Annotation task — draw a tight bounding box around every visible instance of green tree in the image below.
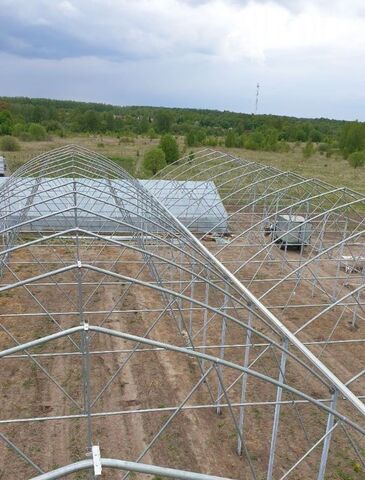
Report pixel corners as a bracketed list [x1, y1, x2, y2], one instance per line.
[137, 116, 149, 134]
[348, 150, 365, 169]
[245, 131, 265, 150]
[155, 110, 172, 133]
[340, 121, 365, 157]
[263, 128, 279, 151]
[235, 134, 245, 148]
[83, 110, 100, 132]
[186, 130, 196, 147]
[0, 111, 14, 135]
[159, 134, 179, 163]
[225, 130, 236, 148]
[309, 129, 322, 143]
[102, 112, 115, 131]
[143, 148, 166, 175]
[0, 135, 20, 151]
[29, 123, 47, 141]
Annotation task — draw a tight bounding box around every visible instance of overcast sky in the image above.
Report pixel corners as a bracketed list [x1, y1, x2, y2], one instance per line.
[0, 0, 364, 120]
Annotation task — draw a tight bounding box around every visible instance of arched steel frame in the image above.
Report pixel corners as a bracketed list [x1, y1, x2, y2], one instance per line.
[154, 149, 365, 385]
[0, 145, 364, 480]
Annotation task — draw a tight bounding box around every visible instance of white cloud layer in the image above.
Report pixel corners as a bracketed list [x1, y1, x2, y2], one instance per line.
[0, 0, 364, 119]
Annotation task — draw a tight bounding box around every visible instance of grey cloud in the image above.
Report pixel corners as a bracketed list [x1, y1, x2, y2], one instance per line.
[1, 49, 364, 120]
[0, 0, 364, 120]
[0, 2, 219, 60]
[229, 0, 363, 14]
[0, 17, 117, 59]
[0, 0, 363, 62]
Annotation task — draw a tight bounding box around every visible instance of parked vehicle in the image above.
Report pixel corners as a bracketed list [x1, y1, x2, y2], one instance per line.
[268, 214, 312, 249]
[0, 156, 6, 177]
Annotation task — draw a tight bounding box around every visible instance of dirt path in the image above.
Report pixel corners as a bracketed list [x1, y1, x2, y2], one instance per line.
[0, 244, 363, 480]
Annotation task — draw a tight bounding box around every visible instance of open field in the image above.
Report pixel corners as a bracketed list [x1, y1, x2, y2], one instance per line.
[1, 135, 364, 193]
[218, 146, 365, 194]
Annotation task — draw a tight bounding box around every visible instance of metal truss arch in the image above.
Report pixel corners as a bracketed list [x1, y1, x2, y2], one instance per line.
[155, 149, 365, 388]
[0, 145, 364, 480]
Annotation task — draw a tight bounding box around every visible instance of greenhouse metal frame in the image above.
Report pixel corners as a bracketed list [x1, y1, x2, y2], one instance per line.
[0, 145, 364, 479]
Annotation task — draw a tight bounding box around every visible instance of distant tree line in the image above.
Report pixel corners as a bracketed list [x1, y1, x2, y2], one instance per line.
[0, 97, 364, 170]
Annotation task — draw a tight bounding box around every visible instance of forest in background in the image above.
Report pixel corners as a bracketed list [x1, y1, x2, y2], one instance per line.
[0, 96, 365, 171]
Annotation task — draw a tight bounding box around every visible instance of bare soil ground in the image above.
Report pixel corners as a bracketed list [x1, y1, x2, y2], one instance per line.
[0, 246, 246, 479]
[0, 239, 364, 480]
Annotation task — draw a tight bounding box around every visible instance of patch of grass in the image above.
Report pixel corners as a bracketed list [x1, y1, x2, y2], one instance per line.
[109, 155, 136, 175]
[4, 135, 364, 195]
[222, 144, 365, 194]
[336, 470, 354, 480]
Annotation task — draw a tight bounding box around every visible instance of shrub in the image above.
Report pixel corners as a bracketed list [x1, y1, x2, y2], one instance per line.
[0, 135, 20, 151]
[204, 136, 218, 147]
[186, 130, 196, 147]
[302, 141, 315, 158]
[143, 148, 166, 176]
[245, 131, 265, 150]
[225, 130, 236, 148]
[56, 129, 66, 138]
[12, 123, 26, 137]
[148, 128, 157, 140]
[29, 123, 47, 141]
[348, 150, 365, 169]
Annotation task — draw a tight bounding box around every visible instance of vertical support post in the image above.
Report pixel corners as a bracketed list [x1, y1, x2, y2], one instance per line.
[237, 304, 253, 455]
[252, 184, 256, 218]
[281, 206, 292, 274]
[317, 389, 338, 480]
[179, 241, 184, 319]
[332, 218, 347, 302]
[73, 176, 93, 466]
[267, 337, 289, 480]
[216, 284, 229, 414]
[352, 266, 364, 329]
[169, 245, 183, 332]
[312, 213, 328, 297]
[189, 257, 196, 337]
[202, 268, 210, 372]
[296, 200, 309, 282]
